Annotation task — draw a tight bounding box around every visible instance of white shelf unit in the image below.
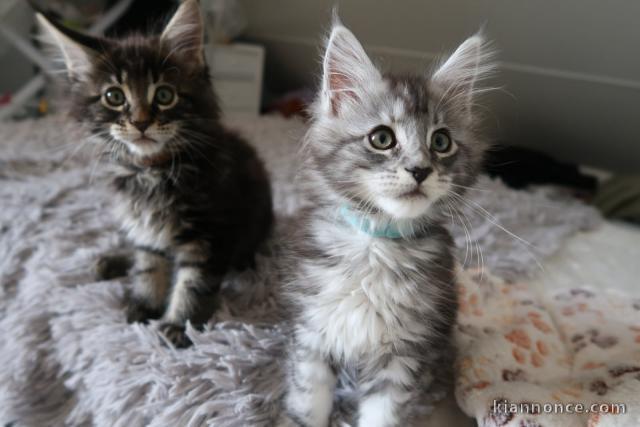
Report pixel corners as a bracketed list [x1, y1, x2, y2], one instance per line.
[205, 43, 264, 115]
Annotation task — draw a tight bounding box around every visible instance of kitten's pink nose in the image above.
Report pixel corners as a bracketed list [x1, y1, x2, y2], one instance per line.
[405, 166, 432, 184]
[131, 120, 151, 133]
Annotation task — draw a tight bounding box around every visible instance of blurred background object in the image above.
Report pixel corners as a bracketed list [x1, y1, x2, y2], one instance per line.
[0, 1, 36, 97]
[0, 0, 43, 118]
[201, 0, 246, 43]
[0, 0, 134, 120]
[205, 43, 264, 115]
[0, 0, 261, 118]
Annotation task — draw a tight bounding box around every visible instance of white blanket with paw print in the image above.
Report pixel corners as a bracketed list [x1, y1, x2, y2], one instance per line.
[455, 269, 640, 427]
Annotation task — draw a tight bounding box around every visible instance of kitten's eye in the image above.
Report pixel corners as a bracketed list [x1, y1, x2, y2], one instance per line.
[368, 126, 396, 150]
[104, 87, 125, 107]
[431, 130, 452, 153]
[154, 86, 175, 106]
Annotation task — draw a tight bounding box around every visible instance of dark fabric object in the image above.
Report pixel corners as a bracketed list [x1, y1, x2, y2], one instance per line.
[485, 146, 598, 191]
[105, 0, 177, 36]
[593, 176, 640, 223]
[28, 0, 176, 35]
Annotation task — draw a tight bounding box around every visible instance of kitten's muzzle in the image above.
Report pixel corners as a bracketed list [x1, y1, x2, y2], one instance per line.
[131, 119, 152, 133]
[405, 166, 432, 184]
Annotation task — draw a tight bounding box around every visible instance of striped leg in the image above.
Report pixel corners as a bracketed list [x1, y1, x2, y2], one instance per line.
[126, 246, 171, 323]
[357, 356, 418, 427]
[160, 242, 221, 348]
[285, 345, 337, 427]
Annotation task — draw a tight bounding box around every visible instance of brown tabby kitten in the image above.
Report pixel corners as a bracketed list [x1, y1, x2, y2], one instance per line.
[37, 0, 273, 347]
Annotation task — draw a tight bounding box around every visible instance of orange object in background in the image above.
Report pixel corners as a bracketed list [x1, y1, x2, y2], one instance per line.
[38, 98, 48, 115]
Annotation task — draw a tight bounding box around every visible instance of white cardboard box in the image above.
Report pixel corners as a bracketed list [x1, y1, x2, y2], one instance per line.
[205, 43, 264, 115]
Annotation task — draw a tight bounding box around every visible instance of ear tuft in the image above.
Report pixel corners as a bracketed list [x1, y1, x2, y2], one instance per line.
[431, 32, 497, 110]
[321, 20, 381, 116]
[36, 13, 98, 80]
[161, 0, 205, 66]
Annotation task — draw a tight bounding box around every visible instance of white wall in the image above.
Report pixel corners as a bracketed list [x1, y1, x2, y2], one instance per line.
[239, 0, 640, 173]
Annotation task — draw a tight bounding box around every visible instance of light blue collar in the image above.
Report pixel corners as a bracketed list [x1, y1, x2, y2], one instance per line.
[339, 205, 406, 239]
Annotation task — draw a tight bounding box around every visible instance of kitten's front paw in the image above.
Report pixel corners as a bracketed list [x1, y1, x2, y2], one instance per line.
[125, 300, 162, 324]
[159, 322, 193, 348]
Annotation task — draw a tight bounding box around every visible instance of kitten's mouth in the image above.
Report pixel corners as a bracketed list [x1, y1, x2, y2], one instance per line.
[400, 188, 425, 199]
[132, 136, 157, 145]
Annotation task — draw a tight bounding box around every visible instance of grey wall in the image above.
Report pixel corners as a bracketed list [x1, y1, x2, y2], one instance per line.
[239, 0, 640, 173]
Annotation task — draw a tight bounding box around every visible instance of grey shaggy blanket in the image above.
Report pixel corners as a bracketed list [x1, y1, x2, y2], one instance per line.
[0, 114, 601, 426]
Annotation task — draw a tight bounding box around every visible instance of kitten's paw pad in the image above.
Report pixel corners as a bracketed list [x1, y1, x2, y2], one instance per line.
[95, 254, 132, 280]
[125, 300, 162, 324]
[159, 322, 193, 348]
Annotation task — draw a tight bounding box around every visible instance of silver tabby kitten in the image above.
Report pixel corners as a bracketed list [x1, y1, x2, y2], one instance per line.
[282, 20, 495, 426]
[37, 0, 272, 348]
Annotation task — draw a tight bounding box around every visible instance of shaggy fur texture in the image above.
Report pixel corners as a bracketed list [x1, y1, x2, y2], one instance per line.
[281, 20, 496, 426]
[36, 0, 273, 347]
[0, 113, 601, 426]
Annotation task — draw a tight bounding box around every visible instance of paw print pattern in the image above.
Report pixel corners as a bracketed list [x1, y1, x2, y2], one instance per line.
[502, 369, 527, 382]
[483, 398, 514, 427]
[518, 420, 543, 427]
[589, 379, 608, 396]
[456, 273, 640, 427]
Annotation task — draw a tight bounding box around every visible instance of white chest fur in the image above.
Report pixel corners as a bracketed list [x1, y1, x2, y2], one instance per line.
[112, 186, 175, 250]
[296, 223, 439, 362]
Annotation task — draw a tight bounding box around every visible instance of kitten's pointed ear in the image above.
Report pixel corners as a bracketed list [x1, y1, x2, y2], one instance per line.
[431, 32, 496, 112]
[161, 0, 205, 67]
[321, 19, 381, 116]
[36, 13, 101, 80]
